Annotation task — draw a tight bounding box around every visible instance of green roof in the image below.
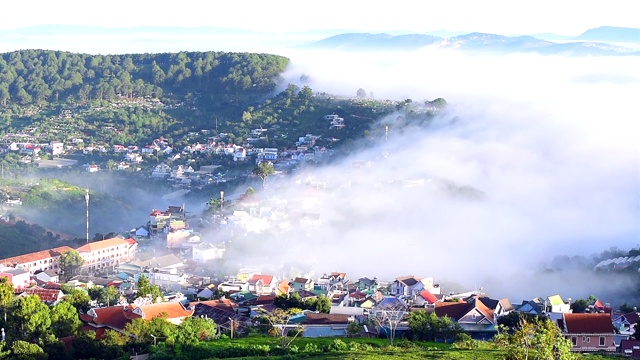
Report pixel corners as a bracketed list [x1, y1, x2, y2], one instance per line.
[548, 295, 564, 306]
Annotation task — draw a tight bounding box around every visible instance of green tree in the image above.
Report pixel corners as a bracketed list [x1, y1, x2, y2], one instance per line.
[252, 161, 275, 189]
[495, 317, 576, 360]
[259, 308, 305, 350]
[0, 277, 14, 323]
[408, 310, 461, 342]
[61, 286, 91, 313]
[570, 299, 589, 313]
[12, 294, 51, 341]
[356, 88, 367, 99]
[136, 274, 163, 302]
[314, 295, 331, 313]
[59, 249, 84, 278]
[50, 301, 81, 337]
[175, 316, 217, 345]
[101, 285, 120, 307]
[10, 340, 46, 360]
[346, 321, 363, 338]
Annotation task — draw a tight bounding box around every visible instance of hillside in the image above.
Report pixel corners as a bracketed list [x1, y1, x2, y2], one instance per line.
[576, 26, 640, 43]
[308, 31, 640, 55]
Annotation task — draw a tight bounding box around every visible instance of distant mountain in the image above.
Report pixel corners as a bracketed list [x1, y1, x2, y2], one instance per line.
[309, 31, 640, 56]
[310, 33, 442, 50]
[576, 26, 640, 43]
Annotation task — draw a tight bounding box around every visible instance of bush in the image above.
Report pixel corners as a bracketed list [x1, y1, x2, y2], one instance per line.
[303, 343, 320, 353]
[328, 339, 348, 352]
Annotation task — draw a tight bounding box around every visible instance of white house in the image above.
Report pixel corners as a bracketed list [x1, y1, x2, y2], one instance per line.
[192, 243, 225, 263]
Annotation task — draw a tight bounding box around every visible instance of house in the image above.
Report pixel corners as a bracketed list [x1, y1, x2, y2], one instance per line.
[191, 299, 247, 333]
[354, 277, 378, 292]
[546, 294, 572, 321]
[19, 287, 65, 305]
[613, 311, 640, 335]
[85, 164, 99, 172]
[414, 290, 438, 307]
[247, 275, 279, 295]
[301, 313, 352, 338]
[50, 141, 64, 155]
[433, 296, 498, 340]
[389, 275, 422, 297]
[291, 277, 314, 291]
[562, 313, 616, 352]
[514, 297, 545, 315]
[317, 272, 348, 291]
[0, 265, 30, 290]
[218, 281, 248, 293]
[119, 254, 184, 278]
[34, 269, 60, 284]
[192, 242, 225, 263]
[76, 238, 138, 273]
[0, 246, 74, 275]
[81, 301, 194, 334]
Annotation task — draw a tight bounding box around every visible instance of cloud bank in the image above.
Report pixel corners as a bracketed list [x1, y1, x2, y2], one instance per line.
[222, 47, 639, 301]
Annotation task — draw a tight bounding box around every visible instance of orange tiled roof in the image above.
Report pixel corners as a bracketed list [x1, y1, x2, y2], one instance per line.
[564, 313, 614, 334]
[20, 288, 63, 303]
[0, 246, 74, 266]
[127, 302, 194, 320]
[76, 238, 132, 253]
[248, 274, 274, 285]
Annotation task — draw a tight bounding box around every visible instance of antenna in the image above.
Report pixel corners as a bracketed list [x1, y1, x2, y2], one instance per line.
[85, 188, 90, 243]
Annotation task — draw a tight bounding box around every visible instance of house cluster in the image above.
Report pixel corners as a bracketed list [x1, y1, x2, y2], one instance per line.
[0, 237, 138, 307]
[50, 267, 635, 354]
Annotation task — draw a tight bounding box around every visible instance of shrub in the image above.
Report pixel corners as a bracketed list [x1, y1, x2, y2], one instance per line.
[303, 343, 320, 353]
[328, 339, 348, 352]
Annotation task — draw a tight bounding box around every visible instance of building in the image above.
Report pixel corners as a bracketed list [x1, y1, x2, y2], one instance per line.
[0, 265, 30, 290]
[0, 246, 74, 276]
[76, 238, 138, 273]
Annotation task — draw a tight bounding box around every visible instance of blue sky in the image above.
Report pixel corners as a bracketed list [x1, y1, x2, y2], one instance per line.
[2, 0, 638, 35]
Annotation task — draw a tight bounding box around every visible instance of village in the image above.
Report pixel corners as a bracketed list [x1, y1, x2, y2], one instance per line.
[0, 193, 639, 356]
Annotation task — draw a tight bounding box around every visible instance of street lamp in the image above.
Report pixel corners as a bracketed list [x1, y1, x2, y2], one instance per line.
[220, 191, 224, 217]
[150, 334, 157, 346]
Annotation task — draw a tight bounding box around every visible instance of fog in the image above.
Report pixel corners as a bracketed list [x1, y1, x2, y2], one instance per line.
[219, 47, 640, 301]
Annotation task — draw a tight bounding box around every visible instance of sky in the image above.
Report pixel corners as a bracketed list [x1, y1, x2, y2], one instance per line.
[2, 0, 639, 300]
[1, 0, 639, 35]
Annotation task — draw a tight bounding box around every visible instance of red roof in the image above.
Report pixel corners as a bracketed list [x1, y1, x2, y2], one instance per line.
[563, 313, 614, 334]
[0, 246, 74, 267]
[20, 288, 63, 303]
[419, 290, 438, 304]
[76, 238, 131, 253]
[248, 274, 274, 285]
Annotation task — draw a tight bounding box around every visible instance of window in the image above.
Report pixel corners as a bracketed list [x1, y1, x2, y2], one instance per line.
[571, 337, 577, 346]
[599, 337, 606, 346]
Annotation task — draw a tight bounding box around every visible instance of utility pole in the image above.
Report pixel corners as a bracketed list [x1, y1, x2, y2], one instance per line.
[228, 317, 233, 339]
[85, 188, 90, 243]
[220, 191, 224, 218]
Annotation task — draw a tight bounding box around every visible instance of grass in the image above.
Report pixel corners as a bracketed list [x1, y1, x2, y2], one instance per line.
[180, 336, 620, 360]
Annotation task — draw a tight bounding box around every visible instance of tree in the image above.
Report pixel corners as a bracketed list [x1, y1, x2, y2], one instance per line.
[314, 295, 331, 313]
[0, 277, 14, 323]
[494, 317, 576, 360]
[12, 294, 51, 341]
[570, 299, 589, 313]
[101, 285, 120, 307]
[252, 161, 275, 189]
[620, 303, 637, 314]
[371, 300, 407, 346]
[136, 274, 163, 302]
[10, 340, 46, 360]
[258, 308, 305, 350]
[50, 301, 81, 337]
[408, 310, 461, 342]
[61, 286, 91, 313]
[356, 88, 367, 99]
[59, 249, 84, 278]
[175, 316, 217, 345]
[346, 321, 363, 338]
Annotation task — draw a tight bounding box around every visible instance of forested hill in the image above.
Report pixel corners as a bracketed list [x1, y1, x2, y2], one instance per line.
[0, 50, 289, 111]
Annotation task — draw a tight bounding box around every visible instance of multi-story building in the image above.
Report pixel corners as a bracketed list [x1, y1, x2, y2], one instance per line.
[0, 246, 74, 276]
[76, 238, 138, 272]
